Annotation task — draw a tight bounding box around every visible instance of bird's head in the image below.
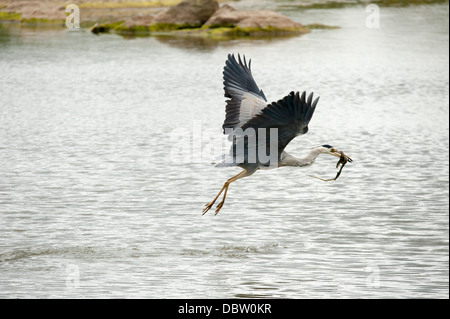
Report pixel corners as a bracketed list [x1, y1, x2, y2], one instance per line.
[320, 144, 342, 158]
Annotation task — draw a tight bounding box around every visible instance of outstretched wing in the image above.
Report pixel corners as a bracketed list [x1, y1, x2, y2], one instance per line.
[241, 91, 319, 153]
[222, 53, 267, 134]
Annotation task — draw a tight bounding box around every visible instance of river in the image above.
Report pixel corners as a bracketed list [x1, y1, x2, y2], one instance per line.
[0, 2, 448, 298]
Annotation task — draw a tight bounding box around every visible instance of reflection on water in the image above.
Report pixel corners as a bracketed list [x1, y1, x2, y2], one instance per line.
[153, 33, 302, 51]
[0, 3, 448, 298]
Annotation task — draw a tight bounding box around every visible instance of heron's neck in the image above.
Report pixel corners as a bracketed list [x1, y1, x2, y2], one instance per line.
[280, 147, 323, 167]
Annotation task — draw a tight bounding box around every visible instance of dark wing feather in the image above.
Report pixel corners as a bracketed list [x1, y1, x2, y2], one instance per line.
[222, 53, 267, 133]
[241, 91, 319, 153]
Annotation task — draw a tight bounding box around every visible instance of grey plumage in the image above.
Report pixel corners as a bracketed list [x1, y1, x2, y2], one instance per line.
[222, 54, 267, 133]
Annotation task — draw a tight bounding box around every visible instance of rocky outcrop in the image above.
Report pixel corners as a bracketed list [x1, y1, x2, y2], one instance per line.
[204, 4, 305, 30]
[122, 14, 154, 29]
[0, 0, 65, 22]
[153, 0, 219, 28]
[90, 1, 317, 38]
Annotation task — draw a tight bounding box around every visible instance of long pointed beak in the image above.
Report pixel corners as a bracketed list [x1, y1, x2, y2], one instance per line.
[330, 151, 341, 158]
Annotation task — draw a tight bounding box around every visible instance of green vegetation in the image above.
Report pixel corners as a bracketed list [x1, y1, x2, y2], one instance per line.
[90, 21, 125, 34]
[79, 0, 182, 9]
[304, 23, 340, 30]
[90, 21, 197, 34]
[20, 17, 65, 25]
[147, 23, 197, 31]
[90, 20, 312, 39]
[0, 11, 21, 21]
[0, 11, 65, 25]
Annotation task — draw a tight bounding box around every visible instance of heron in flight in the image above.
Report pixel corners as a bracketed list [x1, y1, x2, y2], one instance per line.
[203, 54, 346, 215]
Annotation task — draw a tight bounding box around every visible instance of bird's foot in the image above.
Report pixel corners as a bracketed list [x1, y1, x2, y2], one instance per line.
[202, 202, 214, 215]
[215, 201, 225, 215]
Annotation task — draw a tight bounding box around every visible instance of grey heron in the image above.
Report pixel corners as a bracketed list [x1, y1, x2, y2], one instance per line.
[203, 54, 351, 215]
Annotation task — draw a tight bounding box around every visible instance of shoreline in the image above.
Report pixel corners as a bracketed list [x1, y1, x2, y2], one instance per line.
[0, 0, 447, 39]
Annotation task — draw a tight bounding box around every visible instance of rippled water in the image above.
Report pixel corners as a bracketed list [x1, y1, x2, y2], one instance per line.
[0, 3, 448, 298]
